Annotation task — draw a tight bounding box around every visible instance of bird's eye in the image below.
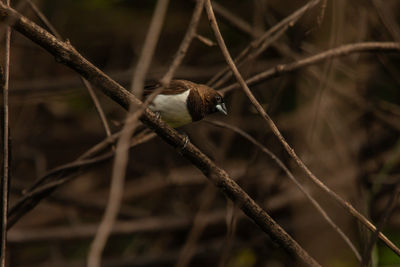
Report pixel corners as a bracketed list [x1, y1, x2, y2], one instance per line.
[215, 95, 222, 102]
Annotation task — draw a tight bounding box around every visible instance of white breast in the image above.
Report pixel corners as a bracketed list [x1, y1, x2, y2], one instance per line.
[149, 90, 192, 128]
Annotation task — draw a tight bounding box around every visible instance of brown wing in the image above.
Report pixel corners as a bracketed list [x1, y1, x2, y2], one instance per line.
[143, 80, 194, 96]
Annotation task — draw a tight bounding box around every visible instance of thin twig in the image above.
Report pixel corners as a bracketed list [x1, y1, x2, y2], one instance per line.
[26, 0, 113, 139]
[207, 0, 321, 87]
[0, 0, 10, 264]
[372, 0, 400, 42]
[81, 78, 112, 138]
[6, 130, 156, 229]
[216, 37, 400, 262]
[88, 1, 169, 267]
[205, 1, 321, 266]
[129, 0, 169, 96]
[361, 188, 400, 266]
[205, 119, 362, 261]
[0, 3, 379, 263]
[212, 1, 255, 38]
[176, 123, 235, 267]
[213, 24, 289, 89]
[175, 184, 217, 267]
[160, 0, 204, 86]
[206, 0, 400, 257]
[26, 0, 61, 39]
[7, 211, 230, 243]
[220, 42, 400, 95]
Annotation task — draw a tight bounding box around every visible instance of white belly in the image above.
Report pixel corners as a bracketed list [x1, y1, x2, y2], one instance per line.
[149, 90, 192, 128]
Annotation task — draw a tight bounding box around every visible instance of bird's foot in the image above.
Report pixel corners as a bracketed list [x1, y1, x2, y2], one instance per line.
[154, 111, 162, 120]
[176, 132, 190, 153]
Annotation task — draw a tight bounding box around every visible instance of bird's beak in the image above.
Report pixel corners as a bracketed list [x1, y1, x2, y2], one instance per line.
[216, 103, 227, 115]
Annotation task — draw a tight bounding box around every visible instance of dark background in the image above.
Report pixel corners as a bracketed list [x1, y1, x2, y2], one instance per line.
[3, 0, 400, 266]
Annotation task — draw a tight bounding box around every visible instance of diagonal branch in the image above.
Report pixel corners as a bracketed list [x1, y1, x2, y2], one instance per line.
[160, 0, 204, 86]
[0, 0, 10, 265]
[205, 119, 362, 261]
[205, 0, 400, 257]
[205, 1, 320, 266]
[26, 0, 113, 139]
[220, 42, 400, 94]
[208, 0, 321, 87]
[0, 2, 319, 265]
[88, 1, 170, 266]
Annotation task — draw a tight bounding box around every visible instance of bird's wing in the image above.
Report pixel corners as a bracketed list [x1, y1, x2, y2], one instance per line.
[143, 80, 190, 96]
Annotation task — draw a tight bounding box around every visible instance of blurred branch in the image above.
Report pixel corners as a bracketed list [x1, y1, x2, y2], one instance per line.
[195, 34, 215, 46]
[361, 187, 400, 266]
[7, 130, 156, 229]
[160, 0, 204, 86]
[0, 2, 326, 263]
[176, 184, 217, 267]
[88, 0, 169, 265]
[82, 78, 112, 138]
[372, 0, 400, 41]
[208, 0, 321, 87]
[0, 0, 10, 264]
[26, 0, 61, 39]
[222, 41, 400, 255]
[205, 119, 362, 261]
[205, 0, 400, 259]
[220, 42, 400, 95]
[8, 211, 227, 243]
[26, 0, 113, 139]
[212, 1, 255, 38]
[205, 1, 321, 266]
[176, 107, 237, 267]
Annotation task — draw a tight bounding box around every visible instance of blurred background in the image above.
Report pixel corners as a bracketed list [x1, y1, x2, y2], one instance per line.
[3, 0, 400, 266]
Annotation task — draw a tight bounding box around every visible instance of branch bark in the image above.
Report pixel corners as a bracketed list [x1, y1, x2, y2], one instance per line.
[0, 0, 10, 264]
[0, 3, 318, 265]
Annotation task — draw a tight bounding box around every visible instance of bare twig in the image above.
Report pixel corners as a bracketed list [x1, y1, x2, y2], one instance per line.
[212, 1, 255, 38]
[7, 130, 156, 229]
[372, 0, 400, 42]
[175, 184, 217, 267]
[7, 211, 229, 243]
[213, 24, 289, 89]
[206, 0, 400, 256]
[81, 78, 112, 138]
[206, 119, 362, 261]
[317, 0, 328, 26]
[361, 188, 400, 266]
[220, 42, 400, 95]
[160, 0, 204, 86]
[195, 34, 215, 46]
[26, 0, 61, 39]
[129, 0, 169, 96]
[0, 0, 10, 264]
[208, 0, 321, 87]
[26, 0, 113, 139]
[205, 1, 320, 266]
[88, 1, 169, 267]
[0, 3, 340, 264]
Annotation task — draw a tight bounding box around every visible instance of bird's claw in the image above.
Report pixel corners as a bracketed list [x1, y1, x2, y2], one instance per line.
[177, 133, 190, 153]
[154, 111, 162, 120]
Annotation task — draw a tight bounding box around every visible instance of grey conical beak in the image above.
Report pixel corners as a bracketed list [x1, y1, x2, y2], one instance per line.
[216, 103, 227, 115]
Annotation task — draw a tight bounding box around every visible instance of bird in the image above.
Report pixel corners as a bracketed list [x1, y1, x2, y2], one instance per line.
[144, 79, 227, 128]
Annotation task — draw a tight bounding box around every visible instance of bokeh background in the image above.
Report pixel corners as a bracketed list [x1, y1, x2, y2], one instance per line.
[3, 0, 400, 266]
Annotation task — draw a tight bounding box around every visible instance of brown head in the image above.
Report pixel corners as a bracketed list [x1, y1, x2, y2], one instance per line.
[184, 80, 227, 121]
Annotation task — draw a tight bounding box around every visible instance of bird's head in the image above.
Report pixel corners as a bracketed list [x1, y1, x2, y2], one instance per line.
[189, 83, 227, 120]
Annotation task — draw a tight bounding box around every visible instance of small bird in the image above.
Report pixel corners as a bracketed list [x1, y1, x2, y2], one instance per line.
[145, 79, 227, 128]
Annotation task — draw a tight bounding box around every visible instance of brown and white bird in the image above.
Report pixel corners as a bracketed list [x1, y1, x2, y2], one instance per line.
[145, 80, 227, 128]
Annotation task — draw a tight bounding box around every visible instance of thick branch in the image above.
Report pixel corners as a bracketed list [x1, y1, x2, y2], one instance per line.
[0, 3, 315, 264]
